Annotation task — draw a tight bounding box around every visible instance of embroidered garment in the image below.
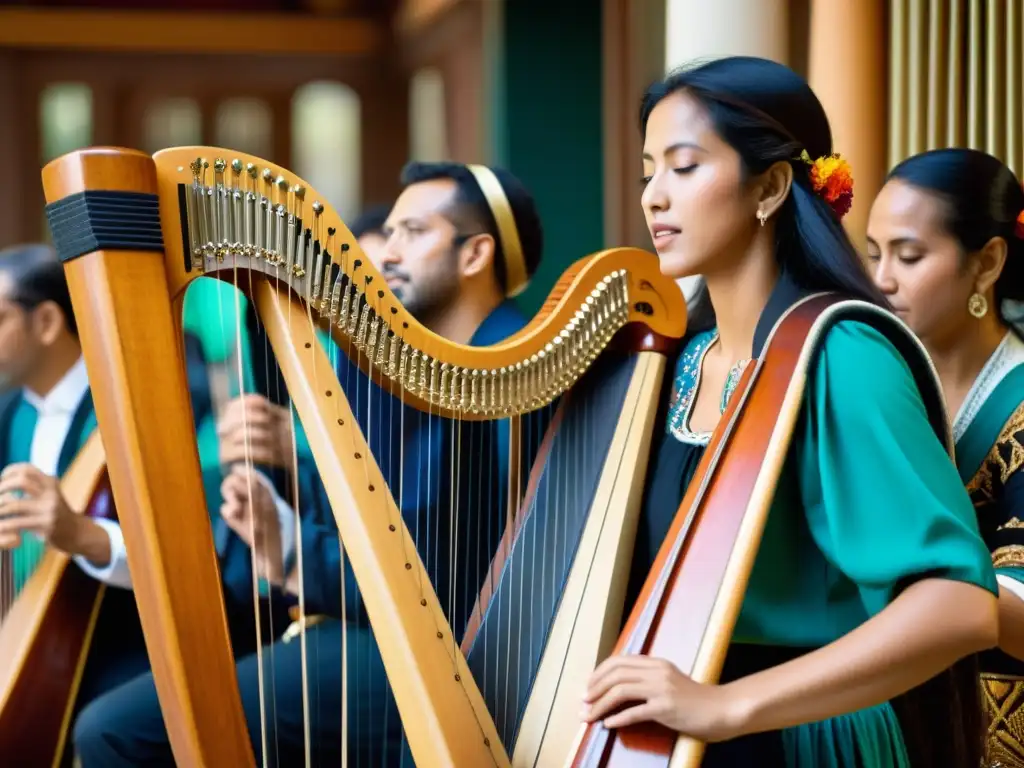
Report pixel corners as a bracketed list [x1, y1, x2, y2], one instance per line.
[666, 329, 749, 446]
[952, 331, 1024, 768]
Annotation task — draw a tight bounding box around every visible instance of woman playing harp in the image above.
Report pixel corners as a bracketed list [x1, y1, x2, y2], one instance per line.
[73, 160, 548, 766]
[867, 148, 1024, 768]
[578, 57, 998, 767]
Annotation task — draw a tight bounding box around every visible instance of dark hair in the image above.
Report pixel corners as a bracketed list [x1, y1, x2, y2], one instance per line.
[350, 203, 392, 240]
[0, 243, 77, 336]
[887, 148, 1024, 322]
[640, 56, 887, 332]
[399, 161, 543, 293]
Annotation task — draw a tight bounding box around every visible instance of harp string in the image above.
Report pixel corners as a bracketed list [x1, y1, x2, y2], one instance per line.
[394, 315, 407, 765]
[321, 314, 348, 767]
[235, 200, 547, 762]
[226, 255, 270, 768]
[534, 355, 654, 757]
[292, 182, 312, 768]
[246, 247, 282, 764]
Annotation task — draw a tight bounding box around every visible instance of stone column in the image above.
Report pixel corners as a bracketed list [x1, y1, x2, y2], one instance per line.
[663, 0, 790, 300]
[665, 0, 790, 70]
[808, 0, 887, 250]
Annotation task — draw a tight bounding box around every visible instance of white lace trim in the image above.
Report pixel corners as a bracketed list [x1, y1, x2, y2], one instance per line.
[953, 331, 1024, 442]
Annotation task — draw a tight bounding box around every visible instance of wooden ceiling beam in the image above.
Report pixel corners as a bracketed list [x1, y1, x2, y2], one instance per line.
[395, 0, 461, 36]
[0, 8, 383, 56]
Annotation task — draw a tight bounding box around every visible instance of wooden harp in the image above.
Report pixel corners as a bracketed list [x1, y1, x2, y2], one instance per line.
[0, 432, 110, 767]
[40, 146, 687, 767]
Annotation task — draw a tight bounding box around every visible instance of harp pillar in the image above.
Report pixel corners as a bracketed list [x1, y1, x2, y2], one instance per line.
[41, 147, 255, 767]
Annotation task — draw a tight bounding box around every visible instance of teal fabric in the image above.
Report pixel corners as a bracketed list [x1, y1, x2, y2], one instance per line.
[782, 702, 909, 768]
[4, 397, 41, 587]
[730, 321, 995, 765]
[182, 278, 255, 379]
[997, 566, 1024, 585]
[955, 362, 1024, 484]
[2, 392, 97, 588]
[735, 321, 997, 649]
[185, 277, 325, 473]
[643, 291, 997, 767]
[646, 320, 995, 765]
[184, 278, 255, 483]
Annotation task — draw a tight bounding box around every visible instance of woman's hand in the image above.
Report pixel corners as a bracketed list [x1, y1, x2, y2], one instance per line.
[581, 655, 746, 743]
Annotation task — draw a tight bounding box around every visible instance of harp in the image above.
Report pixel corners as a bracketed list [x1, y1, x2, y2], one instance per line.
[0, 432, 110, 766]
[40, 146, 688, 767]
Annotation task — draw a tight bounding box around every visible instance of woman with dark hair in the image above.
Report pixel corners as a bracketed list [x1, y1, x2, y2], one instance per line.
[579, 57, 998, 767]
[867, 147, 1024, 768]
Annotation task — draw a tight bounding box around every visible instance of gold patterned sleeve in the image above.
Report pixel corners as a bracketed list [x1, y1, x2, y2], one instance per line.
[969, 403, 1024, 574]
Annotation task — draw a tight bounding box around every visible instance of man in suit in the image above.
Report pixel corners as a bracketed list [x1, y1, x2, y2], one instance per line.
[74, 162, 546, 766]
[0, 244, 151, 753]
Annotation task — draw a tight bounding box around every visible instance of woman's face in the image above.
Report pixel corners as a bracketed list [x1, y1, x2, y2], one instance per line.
[641, 90, 759, 280]
[866, 179, 976, 344]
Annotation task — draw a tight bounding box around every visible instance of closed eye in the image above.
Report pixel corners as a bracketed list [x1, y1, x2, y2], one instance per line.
[674, 164, 698, 175]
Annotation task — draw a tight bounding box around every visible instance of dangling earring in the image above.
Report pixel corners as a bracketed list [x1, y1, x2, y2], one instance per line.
[968, 292, 989, 318]
[756, 209, 767, 227]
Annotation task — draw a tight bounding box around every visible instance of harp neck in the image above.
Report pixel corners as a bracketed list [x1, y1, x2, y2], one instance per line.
[148, 147, 687, 420]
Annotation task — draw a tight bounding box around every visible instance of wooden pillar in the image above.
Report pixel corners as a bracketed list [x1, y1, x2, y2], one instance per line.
[0, 51, 22, 247]
[808, 0, 887, 250]
[440, 10, 485, 164]
[90, 81, 119, 147]
[602, 0, 666, 250]
[358, 70, 409, 209]
[397, 0, 486, 165]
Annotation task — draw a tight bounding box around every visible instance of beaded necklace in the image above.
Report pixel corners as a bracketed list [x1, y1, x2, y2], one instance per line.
[667, 330, 751, 445]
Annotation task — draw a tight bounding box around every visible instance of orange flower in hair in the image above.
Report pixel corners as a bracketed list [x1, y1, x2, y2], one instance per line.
[800, 150, 855, 220]
[1016, 205, 1024, 240]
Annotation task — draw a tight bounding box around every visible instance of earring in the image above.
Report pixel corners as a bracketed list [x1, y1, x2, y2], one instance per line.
[968, 292, 988, 318]
[756, 209, 767, 227]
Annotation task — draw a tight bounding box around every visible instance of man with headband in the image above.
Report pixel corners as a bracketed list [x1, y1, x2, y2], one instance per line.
[74, 162, 546, 766]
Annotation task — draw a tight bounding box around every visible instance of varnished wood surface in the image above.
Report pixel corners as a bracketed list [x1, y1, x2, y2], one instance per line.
[0, 8, 382, 56]
[39, 145, 690, 767]
[253, 275, 509, 766]
[149, 147, 688, 419]
[514, 352, 668, 767]
[41, 147, 255, 767]
[462, 323, 681, 657]
[0, 434, 108, 768]
[571, 295, 841, 768]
